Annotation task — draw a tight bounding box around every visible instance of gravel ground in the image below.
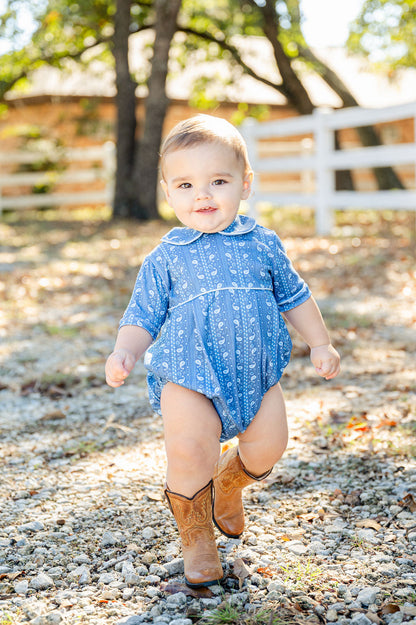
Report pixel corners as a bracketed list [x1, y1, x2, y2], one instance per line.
[0, 213, 415, 625]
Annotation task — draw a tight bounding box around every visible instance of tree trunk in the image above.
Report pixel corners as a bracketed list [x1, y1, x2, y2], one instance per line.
[112, 0, 138, 217]
[130, 0, 183, 219]
[256, 0, 314, 115]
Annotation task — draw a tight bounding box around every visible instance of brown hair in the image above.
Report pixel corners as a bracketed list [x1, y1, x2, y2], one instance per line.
[160, 114, 252, 178]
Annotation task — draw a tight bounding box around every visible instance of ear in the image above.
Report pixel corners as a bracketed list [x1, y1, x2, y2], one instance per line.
[241, 171, 253, 200]
[160, 179, 171, 205]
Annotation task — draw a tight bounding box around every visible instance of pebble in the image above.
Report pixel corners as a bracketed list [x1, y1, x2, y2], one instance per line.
[357, 586, 381, 606]
[285, 540, 308, 555]
[164, 558, 184, 576]
[18, 521, 45, 533]
[29, 573, 55, 590]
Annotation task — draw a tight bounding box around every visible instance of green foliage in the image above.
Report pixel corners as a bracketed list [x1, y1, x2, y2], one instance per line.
[199, 602, 283, 625]
[347, 0, 416, 70]
[0, 0, 140, 98]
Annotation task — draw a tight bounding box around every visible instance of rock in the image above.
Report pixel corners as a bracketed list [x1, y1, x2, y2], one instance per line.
[166, 591, 187, 607]
[30, 573, 55, 590]
[123, 588, 135, 600]
[101, 530, 118, 547]
[98, 572, 116, 584]
[30, 613, 63, 625]
[14, 580, 29, 595]
[142, 527, 156, 540]
[149, 563, 169, 578]
[118, 617, 145, 625]
[267, 581, 286, 593]
[73, 553, 91, 564]
[326, 608, 338, 621]
[285, 540, 307, 555]
[18, 521, 45, 533]
[121, 561, 139, 585]
[308, 540, 327, 554]
[350, 614, 374, 625]
[376, 562, 400, 577]
[356, 529, 379, 544]
[164, 558, 184, 576]
[168, 620, 193, 625]
[357, 586, 381, 606]
[67, 565, 91, 585]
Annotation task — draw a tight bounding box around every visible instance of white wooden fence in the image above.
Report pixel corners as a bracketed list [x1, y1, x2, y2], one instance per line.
[241, 101, 416, 234]
[0, 142, 115, 214]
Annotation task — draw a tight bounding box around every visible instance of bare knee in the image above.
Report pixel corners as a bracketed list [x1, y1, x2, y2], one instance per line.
[166, 435, 218, 475]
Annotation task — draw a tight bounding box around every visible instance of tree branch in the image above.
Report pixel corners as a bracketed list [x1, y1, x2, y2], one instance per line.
[177, 26, 291, 100]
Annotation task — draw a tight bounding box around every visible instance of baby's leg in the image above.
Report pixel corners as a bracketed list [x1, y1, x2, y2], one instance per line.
[212, 383, 288, 539]
[238, 382, 288, 476]
[161, 382, 223, 588]
[161, 382, 222, 497]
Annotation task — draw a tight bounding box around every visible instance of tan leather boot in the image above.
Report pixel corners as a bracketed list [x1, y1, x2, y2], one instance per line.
[212, 446, 272, 539]
[164, 481, 223, 588]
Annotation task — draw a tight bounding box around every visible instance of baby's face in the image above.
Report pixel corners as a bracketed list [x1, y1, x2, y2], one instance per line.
[161, 142, 252, 233]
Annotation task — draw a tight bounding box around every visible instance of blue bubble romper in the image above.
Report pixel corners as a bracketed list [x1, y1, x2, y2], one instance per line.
[119, 216, 311, 441]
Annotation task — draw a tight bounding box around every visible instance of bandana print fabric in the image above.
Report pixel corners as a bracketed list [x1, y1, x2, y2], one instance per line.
[120, 216, 311, 441]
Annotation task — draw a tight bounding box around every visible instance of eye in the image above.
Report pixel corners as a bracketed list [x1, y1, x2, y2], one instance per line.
[212, 179, 227, 186]
[178, 182, 192, 189]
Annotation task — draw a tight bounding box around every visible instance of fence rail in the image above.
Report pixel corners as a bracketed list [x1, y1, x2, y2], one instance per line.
[241, 101, 416, 234]
[0, 142, 115, 214]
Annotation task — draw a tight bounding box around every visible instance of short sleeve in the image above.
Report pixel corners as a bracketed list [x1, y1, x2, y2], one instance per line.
[269, 233, 311, 312]
[119, 256, 169, 340]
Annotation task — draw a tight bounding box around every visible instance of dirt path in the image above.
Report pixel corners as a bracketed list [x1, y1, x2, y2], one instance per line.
[0, 211, 415, 625]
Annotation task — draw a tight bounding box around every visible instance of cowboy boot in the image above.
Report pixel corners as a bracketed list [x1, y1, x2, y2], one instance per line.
[212, 446, 272, 539]
[164, 480, 223, 588]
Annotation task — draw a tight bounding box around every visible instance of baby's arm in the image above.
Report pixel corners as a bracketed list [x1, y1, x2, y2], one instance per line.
[283, 296, 340, 380]
[105, 325, 153, 388]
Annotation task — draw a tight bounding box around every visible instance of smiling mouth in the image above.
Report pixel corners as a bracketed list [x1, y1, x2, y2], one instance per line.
[196, 206, 217, 213]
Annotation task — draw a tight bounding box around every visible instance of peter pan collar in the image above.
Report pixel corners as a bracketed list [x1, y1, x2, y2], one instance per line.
[162, 215, 256, 246]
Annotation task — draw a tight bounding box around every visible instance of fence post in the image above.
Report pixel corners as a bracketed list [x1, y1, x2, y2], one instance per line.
[104, 141, 116, 207]
[314, 108, 334, 235]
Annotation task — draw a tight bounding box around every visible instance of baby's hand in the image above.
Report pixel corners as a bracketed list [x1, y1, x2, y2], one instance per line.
[105, 349, 136, 387]
[310, 344, 340, 380]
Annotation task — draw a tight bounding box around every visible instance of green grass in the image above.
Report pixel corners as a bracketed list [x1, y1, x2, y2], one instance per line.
[198, 603, 288, 625]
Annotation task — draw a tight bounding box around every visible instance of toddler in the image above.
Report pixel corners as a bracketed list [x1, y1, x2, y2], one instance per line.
[105, 114, 340, 588]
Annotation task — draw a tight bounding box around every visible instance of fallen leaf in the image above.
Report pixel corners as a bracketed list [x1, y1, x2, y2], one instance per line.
[344, 491, 362, 506]
[0, 571, 24, 581]
[346, 415, 371, 432]
[375, 419, 397, 428]
[39, 410, 66, 421]
[146, 492, 163, 501]
[356, 519, 382, 531]
[399, 493, 416, 512]
[161, 582, 213, 598]
[256, 566, 275, 578]
[318, 508, 326, 520]
[264, 472, 295, 485]
[381, 603, 401, 615]
[231, 558, 253, 588]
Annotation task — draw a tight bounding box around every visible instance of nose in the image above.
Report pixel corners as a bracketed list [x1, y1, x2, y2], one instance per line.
[195, 184, 212, 200]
